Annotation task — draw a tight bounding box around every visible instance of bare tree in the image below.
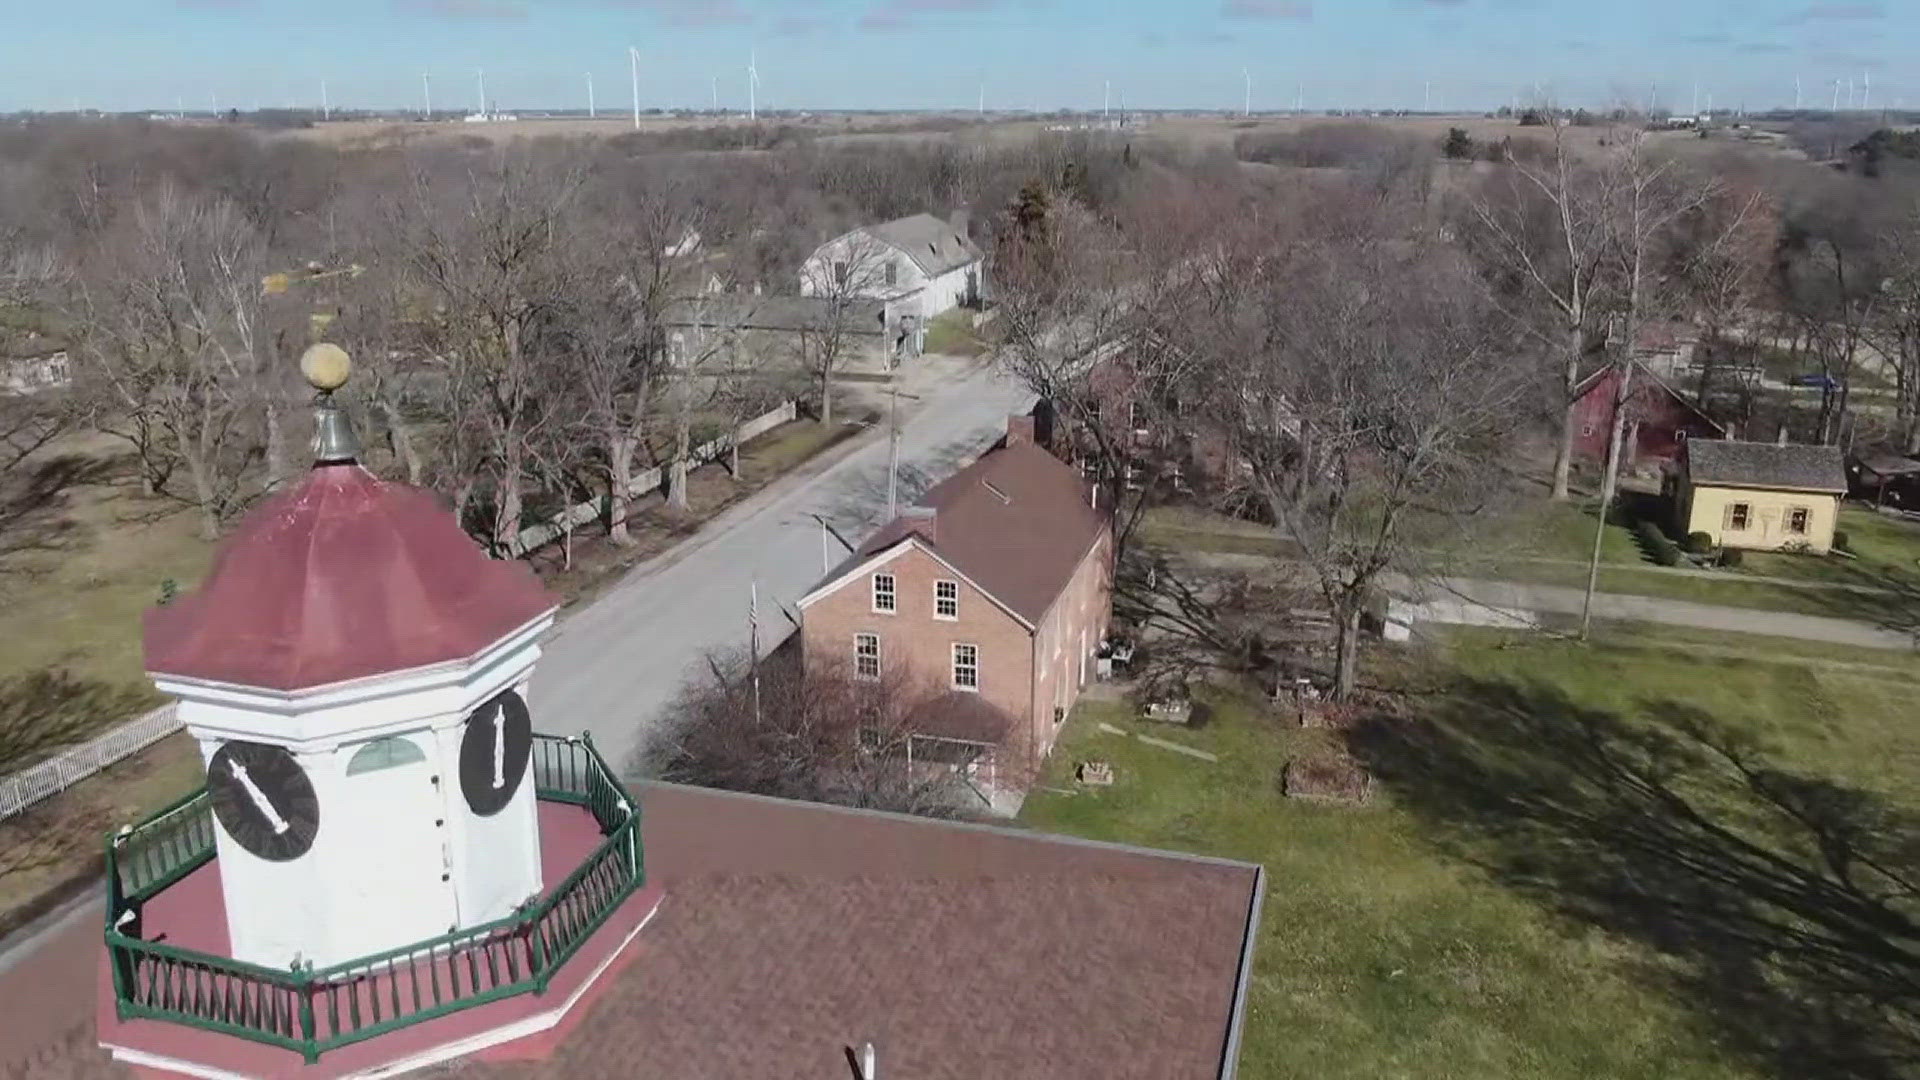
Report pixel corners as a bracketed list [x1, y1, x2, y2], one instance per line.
[72, 187, 269, 538]
[1579, 135, 1722, 638]
[1867, 202, 1920, 453]
[1181, 219, 1523, 700]
[648, 645, 986, 818]
[564, 183, 703, 542]
[796, 227, 893, 426]
[390, 151, 583, 550]
[1466, 124, 1617, 501]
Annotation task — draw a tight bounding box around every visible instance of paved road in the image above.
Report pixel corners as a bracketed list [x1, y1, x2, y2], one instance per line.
[531, 360, 1036, 773]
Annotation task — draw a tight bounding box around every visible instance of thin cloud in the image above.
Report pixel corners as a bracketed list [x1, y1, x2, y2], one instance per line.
[857, 0, 998, 31]
[1779, 2, 1883, 23]
[774, 14, 835, 35]
[1220, 0, 1313, 20]
[394, 0, 527, 20]
[612, 0, 753, 27]
[1735, 40, 1792, 54]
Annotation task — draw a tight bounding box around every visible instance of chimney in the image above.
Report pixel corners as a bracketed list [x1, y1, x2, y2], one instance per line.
[950, 208, 971, 239]
[901, 505, 937, 544]
[1006, 414, 1036, 448]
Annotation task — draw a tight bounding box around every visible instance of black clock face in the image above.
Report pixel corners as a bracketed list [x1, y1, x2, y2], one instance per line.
[459, 688, 532, 817]
[207, 741, 320, 862]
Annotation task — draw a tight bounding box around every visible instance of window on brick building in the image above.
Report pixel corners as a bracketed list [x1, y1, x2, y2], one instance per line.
[934, 580, 958, 619]
[952, 643, 979, 691]
[872, 572, 896, 613]
[854, 633, 880, 680]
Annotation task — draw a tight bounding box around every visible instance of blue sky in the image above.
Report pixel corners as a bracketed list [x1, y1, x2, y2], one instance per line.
[1, 0, 1914, 115]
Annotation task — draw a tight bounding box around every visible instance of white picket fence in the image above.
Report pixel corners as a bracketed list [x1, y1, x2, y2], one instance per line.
[510, 400, 798, 557]
[0, 703, 182, 820]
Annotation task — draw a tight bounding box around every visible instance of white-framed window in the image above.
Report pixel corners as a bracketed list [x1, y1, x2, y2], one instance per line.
[872, 572, 896, 613]
[952, 643, 979, 691]
[1726, 503, 1751, 531]
[934, 580, 959, 620]
[1787, 506, 1810, 534]
[854, 633, 880, 680]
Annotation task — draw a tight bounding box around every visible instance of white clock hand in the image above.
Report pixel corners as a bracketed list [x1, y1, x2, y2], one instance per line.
[229, 760, 291, 835]
[492, 704, 506, 789]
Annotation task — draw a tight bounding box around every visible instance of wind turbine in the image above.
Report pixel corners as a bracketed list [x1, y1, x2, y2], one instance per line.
[712, 74, 719, 113]
[629, 46, 641, 129]
[1863, 71, 1871, 110]
[1243, 68, 1251, 117]
[978, 81, 984, 116]
[1833, 78, 1842, 111]
[1795, 74, 1801, 111]
[321, 79, 329, 121]
[587, 71, 596, 119]
[748, 50, 760, 121]
[476, 67, 487, 119]
[422, 72, 432, 118]
[1104, 79, 1110, 118]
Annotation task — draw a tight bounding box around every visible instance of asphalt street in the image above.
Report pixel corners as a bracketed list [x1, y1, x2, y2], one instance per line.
[529, 360, 1036, 773]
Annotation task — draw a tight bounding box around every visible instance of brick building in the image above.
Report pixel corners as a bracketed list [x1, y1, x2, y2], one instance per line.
[798, 418, 1113, 805]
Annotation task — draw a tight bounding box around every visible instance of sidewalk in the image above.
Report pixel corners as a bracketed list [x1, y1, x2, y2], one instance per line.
[1408, 576, 1919, 651]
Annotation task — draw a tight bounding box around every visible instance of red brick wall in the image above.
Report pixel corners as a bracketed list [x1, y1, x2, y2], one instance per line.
[800, 532, 1114, 784]
[802, 544, 1036, 742]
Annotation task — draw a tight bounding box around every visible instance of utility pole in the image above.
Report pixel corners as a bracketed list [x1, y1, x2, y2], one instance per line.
[748, 580, 761, 725]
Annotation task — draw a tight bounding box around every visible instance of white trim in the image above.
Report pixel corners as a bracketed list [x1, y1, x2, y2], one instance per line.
[797, 536, 1035, 631]
[951, 642, 980, 692]
[104, 895, 665, 1080]
[854, 632, 881, 681]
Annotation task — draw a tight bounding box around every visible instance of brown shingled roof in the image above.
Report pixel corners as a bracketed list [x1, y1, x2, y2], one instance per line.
[1684, 439, 1847, 493]
[834, 441, 1106, 625]
[0, 782, 1262, 1080]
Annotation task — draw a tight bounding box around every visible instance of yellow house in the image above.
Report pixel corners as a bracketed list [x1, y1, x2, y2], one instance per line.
[1676, 439, 1847, 553]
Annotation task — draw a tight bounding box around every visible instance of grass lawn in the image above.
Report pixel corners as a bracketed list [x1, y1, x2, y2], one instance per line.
[922, 310, 987, 357]
[1023, 628, 1920, 1078]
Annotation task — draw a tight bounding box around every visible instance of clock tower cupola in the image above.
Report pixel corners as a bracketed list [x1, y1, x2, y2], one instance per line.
[141, 345, 560, 969]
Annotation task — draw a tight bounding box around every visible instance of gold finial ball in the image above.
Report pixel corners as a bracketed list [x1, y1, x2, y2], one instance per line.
[299, 343, 352, 392]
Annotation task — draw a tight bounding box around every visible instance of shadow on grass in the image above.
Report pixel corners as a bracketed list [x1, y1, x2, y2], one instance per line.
[0, 669, 158, 775]
[1349, 678, 1920, 1079]
[0, 452, 120, 569]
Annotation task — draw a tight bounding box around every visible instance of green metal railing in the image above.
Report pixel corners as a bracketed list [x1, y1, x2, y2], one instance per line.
[103, 733, 643, 1064]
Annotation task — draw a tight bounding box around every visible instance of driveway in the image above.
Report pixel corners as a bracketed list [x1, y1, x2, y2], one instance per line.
[530, 358, 1037, 773]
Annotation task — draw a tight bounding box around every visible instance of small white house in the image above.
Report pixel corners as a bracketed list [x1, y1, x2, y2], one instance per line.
[799, 212, 984, 322]
[0, 350, 71, 395]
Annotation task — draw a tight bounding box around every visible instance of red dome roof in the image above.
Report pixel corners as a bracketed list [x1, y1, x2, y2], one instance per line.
[145, 465, 558, 692]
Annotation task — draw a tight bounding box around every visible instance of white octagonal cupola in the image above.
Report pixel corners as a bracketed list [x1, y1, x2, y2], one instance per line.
[140, 347, 560, 970]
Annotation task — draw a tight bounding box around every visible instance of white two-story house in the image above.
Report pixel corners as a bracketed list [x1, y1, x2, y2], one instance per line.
[799, 212, 984, 325]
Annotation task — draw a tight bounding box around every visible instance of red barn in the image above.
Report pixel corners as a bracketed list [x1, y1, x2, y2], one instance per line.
[1570, 360, 1723, 468]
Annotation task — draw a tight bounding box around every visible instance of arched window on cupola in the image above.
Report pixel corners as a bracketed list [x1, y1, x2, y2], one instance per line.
[345, 736, 428, 776]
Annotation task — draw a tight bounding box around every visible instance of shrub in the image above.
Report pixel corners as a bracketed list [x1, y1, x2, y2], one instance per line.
[1635, 519, 1682, 566]
[1834, 529, 1851, 553]
[1720, 547, 1745, 568]
[1686, 531, 1715, 555]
